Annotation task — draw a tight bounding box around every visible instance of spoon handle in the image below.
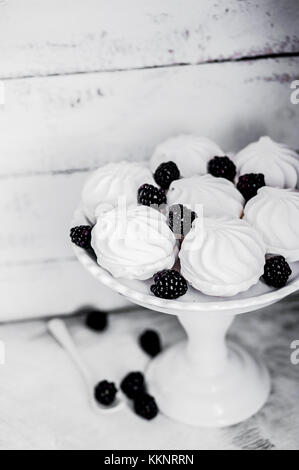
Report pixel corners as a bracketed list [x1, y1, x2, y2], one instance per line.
[47, 319, 93, 389]
[48, 318, 124, 413]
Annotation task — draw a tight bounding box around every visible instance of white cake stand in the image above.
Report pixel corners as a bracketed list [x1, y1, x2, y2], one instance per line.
[73, 208, 299, 428]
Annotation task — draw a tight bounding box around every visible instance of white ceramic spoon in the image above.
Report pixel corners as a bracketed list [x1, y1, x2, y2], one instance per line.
[47, 318, 123, 413]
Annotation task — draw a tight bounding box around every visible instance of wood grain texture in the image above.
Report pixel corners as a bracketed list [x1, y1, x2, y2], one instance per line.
[0, 0, 298, 79]
[0, 296, 298, 449]
[1, 57, 298, 178]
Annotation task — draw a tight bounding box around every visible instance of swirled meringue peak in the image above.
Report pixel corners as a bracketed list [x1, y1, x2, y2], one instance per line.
[180, 217, 266, 296]
[82, 161, 155, 224]
[150, 135, 225, 177]
[91, 205, 178, 280]
[235, 136, 299, 189]
[244, 187, 299, 262]
[168, 174, 244, 219]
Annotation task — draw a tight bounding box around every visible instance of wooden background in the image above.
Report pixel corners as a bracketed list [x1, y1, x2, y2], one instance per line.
[1, 0, 299, 320]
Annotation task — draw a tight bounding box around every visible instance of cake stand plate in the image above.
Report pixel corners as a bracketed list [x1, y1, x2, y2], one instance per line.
[73, 208, 299, 427]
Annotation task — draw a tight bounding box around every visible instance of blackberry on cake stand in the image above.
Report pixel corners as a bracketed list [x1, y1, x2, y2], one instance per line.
[73, 206, 299, 427]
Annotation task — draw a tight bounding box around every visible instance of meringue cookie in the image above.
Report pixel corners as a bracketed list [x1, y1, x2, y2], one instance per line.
[168, 174, 244, 219]
[150, 135, 225, 177]
[244, 187, 299, 262]
[92, 205, 177, 280]
[180, 217, 265, 296]
[82, 161, 155, 224]
[235, 136, 299, 189]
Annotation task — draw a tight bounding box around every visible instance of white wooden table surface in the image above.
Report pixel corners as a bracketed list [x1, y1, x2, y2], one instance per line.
[0, 293, 298, 450]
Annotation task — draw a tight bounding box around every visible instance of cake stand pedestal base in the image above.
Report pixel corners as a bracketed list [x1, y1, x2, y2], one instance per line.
[146, 312, 271, 428]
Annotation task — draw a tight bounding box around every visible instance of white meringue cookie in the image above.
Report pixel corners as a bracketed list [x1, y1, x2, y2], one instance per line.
[244, 187, 299, 262]
[82, 161, 155, 224]
[235, 136, 299, 189]
[168, 174, 244, 219]
[180, 217, 265, 296]
[92, 205, 177, 280]
[150, 135, 225, 177]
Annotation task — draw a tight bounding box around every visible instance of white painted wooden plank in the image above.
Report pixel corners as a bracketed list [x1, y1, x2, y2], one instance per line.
[0, 57, 298, 178]
[0, 0, 298, 79]
[0, 260, 131, 321]
[0, 172, 86, 265]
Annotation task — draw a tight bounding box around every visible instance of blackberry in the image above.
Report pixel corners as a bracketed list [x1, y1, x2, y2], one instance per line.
[121, 372, 146, 399]
[70, 225, 92, 250]
[134, 393, 159, 420]
[139, 330, 162, 358]
[263, 256, 292, 288]
[168, 204, 197, 239]
[154, 161, 180, 189]
[138, 184, 167, 207]
[151, 270, 188, 299]
[208, 156, 236, 182]
[94, 380, 118, 406]
[86, 310, 108, 332]
[237, 173, 265, 202]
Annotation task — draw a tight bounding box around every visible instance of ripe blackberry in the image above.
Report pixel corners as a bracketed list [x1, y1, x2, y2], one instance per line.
[263, 256, 292, 288]
[208, 156, 236, 182]
[138, 184, 167, 207]
[94, 381, 118, 406]
[151, 270, 188, 299]
[121, 372, 146, 399]
[134, 393, 159, 420]
[86, 310, 108, 332]
[139, 330, 162, 358]
[70, 225, 92, 250]
[168, 204, 197, 239]
[237, 173, 265, 201]
[154, 161, 180, 189]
